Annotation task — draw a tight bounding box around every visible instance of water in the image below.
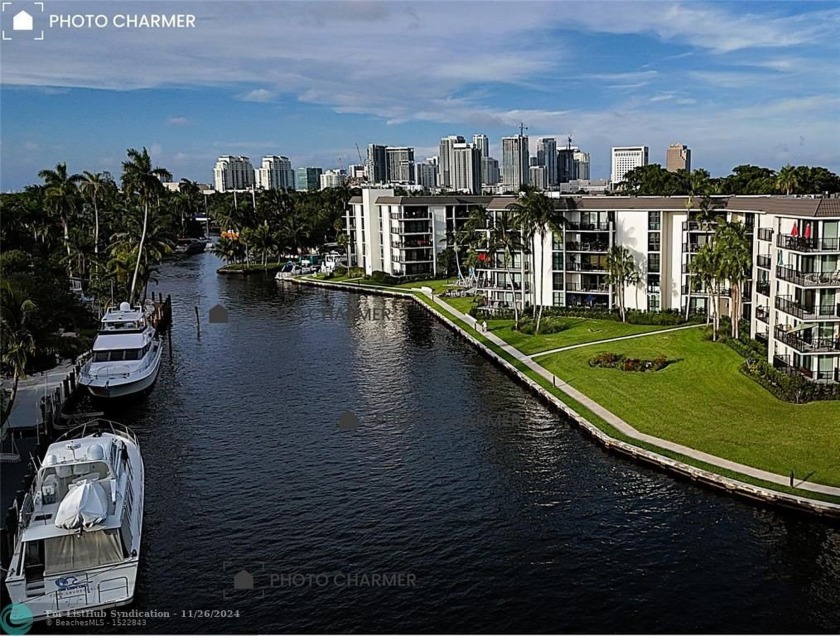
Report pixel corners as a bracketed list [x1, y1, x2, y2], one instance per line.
[80, 253, 840, 633]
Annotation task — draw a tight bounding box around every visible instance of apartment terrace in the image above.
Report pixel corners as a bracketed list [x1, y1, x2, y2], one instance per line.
[776, 265, 840, 287]
[776, 234, 840, 253]
[774, 326, 840, 353]
[774, 296, 840, 321]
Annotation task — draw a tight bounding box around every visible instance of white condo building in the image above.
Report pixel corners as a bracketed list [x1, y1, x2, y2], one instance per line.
[451, 143, 482, 194]
[256, 155, 294, 190]
[611, 146, 649, 185]
[347, 191, 840, 384]
[213, 155, 255, 192]
[439, 135, 466, 189]
[501, 135, 529, 192]
[320, 170, 346, 189]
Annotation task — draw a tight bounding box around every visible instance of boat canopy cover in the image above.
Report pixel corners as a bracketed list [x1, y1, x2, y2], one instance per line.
[92, 333, 147, 351]
[54, 479, 109, 530]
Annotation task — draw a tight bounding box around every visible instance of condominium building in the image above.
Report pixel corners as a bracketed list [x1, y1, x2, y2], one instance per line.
[611, 146, 649, 184]
[295, 167, 323, 192]
[347, 192, 840, 384]
[574, 150, 591, 181]
[501, 135, 529, 192]
[255, 155, 294, 191]
[320, 170, 346, 190]
[537, 138, 558, 186]
[530, 166, 547, 190]
[213, 155, 255, 192]
[416, 162, 438, 189]
[451, 143, 481, 194]
[482, 157, 500, 186]
[439, 135, 466, 189]
[473, 134, 490, 159]
[367, 144, 388, 184]
[666, 143, 692, 173]
[385, 146, 415, 184]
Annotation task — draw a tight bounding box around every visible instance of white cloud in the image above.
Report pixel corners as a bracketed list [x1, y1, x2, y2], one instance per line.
[166, 116, 190, 126]
[238, 89, 276, 103]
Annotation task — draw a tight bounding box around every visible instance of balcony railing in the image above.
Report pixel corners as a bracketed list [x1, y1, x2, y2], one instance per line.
[756, 254, 771, 270]
[565, 241, 609, 252]
[566, 262, 607, 272]
[566, 222, 611, 231]
[813, 369, 839, 382]
[682, 242, 706, 253]
[391, 239, 432, 248]
[390, 211, 430, 220]
[774, 326, 840, 353]
[775, 296, 840, 320]
[776, 265, 840, 287]
[757, 228, 774, 242]
[566, 283, 610, 293]
[756, 282, 770, 297]
[756, 306, 770, 324]
[776, 234, 840, 252]
[682, 221, 716, 232]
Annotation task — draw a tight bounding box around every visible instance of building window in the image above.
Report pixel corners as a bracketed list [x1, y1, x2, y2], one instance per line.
[648, 211, 661, 231]
[553, 273, 564, 290]
[648, 232, 661, 252]
[648, 253, 660, 273]
[648, 293, 660, 312]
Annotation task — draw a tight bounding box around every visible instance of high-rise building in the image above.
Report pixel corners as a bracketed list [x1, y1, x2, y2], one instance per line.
[482, 157, 500, 186]
[451, 143, 482, 194]
[439, 135, 466, 189]
[367, 144, 388, 184]
[666, 143, 691, 173]
[416, 162, 438, 189]
[611, 146, 649, 184]
[473, 134, 489, 159]
[320, 170, 346, 190]
[537, 138, 558, 186]
[529, 166, 547, 190]
[557, 147, 577, 183]
[213, 155, 255, 192]
[501, 134, 529, 191]
[255, 155, 294, 191]
[295, 167, 323, 192]
[385, 146, 415, 184]
[574, 150, 591, 181]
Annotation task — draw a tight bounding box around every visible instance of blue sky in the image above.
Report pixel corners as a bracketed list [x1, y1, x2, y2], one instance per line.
[1, 0, 839, 190]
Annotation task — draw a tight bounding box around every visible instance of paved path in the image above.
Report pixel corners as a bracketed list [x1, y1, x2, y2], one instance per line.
[2, 361, 76, 432]
[423, 291, 840, 499]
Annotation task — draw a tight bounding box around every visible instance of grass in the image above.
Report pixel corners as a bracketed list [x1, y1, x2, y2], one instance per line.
[217, 262, 287, 273]
[414, 293, 840, 504]
[537, 327, 840, 487]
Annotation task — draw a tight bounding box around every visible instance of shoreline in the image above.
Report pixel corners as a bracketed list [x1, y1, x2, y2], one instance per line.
[290, 275, 840, 521]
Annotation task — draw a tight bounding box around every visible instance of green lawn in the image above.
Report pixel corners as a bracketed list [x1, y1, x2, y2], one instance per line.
[538, 328, 840, 486]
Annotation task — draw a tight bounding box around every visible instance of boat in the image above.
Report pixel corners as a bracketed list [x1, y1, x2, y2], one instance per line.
[174, 237, 209, 255]
[274, 261, 315, 281]
[78, 302, 163, 399]
[4, 419, 144, 621]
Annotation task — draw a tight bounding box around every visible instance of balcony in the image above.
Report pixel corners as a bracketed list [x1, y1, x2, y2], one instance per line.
[682, 221, 716, 232]
[774, 326, 840, 353]
[776, 234, 840, 253]
[756, 282, 770, 297]
[391, 239, 432, 248]
[566, 221, 611, 231]
[775, 296, 840, 321]
[757, 228, 774, 242]
[776, 265, 840, 287]
[682, 242, 707, 253]
[756, 306, 770, 324]
[390, 210, 430, 220]
[566, 261, 607, 272]
[813, 369, 839, 382]
[756, 254, 771, 270]
[566, 283, 610, 294]
[565, 241, 609, 252]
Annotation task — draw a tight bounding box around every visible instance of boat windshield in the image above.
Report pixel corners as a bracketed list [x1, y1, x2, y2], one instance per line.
[93, 345, 150, 362]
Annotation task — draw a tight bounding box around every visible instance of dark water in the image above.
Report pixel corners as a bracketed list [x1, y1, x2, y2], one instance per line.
[79, 253, 840, 633]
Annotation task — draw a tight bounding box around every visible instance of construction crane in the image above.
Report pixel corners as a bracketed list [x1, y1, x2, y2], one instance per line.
[519, 122, 528, 137]
[353, 142, 368, 184]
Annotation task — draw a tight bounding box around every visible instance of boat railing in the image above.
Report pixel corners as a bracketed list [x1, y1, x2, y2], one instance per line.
[56, 418, 140, 448]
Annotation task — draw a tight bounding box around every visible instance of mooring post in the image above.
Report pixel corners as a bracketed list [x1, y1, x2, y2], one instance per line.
[194, 306, 201, 337]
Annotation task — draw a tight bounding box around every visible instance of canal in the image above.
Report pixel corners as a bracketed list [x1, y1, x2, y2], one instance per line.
[90, 253, 840, 633]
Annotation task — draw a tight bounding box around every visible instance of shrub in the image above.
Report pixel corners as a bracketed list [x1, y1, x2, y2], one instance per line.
[366, 270, 397, 285]
[652, 355, 669, 370]
[349, 267, 365, 278]
[589, 351, 672, 372]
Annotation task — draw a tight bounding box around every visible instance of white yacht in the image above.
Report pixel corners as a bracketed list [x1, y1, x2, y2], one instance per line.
[79, 302, 163, 399]
[4, 420, 144, 621]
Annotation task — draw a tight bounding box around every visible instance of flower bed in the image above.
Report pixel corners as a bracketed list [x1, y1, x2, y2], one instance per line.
[589, 352, 672, 372]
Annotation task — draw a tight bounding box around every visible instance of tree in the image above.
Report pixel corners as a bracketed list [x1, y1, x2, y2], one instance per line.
[490, 209, 524, 327]
[80, 171, 108, 285]
[775, 164, 799, 196]
[715, 222, 752, 339]
[690, 243, 722, 339]
[507, 191, 565, 333]
[605, 245, 640, 322]
[241, 221, 277, 267]
[121, 148, 171, 304]
[0, 283, 37, 424]
[38, 162, 82, 271]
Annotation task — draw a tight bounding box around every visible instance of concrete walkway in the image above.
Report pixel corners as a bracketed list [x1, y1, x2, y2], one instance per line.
[424, 291, 840, 499]
[2, 361, 76, 432]
[530, 323, 703, 358]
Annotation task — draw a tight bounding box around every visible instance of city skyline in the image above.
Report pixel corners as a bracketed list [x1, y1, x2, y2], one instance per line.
[2, 0, 839, 190]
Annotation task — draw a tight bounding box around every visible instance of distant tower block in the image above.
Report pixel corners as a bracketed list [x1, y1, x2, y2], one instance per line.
[666, 143, 691, 173]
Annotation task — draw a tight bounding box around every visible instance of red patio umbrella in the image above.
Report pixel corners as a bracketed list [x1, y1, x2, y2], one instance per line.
[804, 223, 812, 239]
[791, 223, 799, 237]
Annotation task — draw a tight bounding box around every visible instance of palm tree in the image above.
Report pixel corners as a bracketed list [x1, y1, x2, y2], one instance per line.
[121, 148, 171, 304]
[715, 222, 752, 339]
[0, 283, 37, 424]
[507, 191, 565, 333]
[80, 171, 107, 285]
[605, 245, 640, 322]
[38, 162, 82, 270]
[690, 243, 722, 339]
[464, 206, 489, 285]
[241, 221, 277, 268]
[489, 209, 523, 327]
[109, 214, 173, 302]
[776, 164, 799, 195]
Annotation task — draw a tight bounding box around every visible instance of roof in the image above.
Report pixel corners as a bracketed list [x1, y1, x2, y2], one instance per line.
[92, 333, 147, 351]
[375, 196, 495, 205]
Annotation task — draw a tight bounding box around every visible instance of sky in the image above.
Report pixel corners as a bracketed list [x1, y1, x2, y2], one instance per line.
[1, 0, 839, 190]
